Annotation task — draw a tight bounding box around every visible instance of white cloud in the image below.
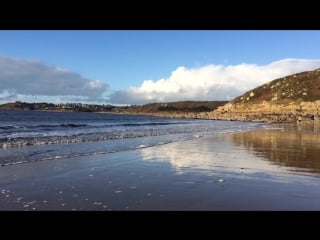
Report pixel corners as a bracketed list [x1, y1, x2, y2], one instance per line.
[109, 58, 320, 104]
[0, 89, 17, 102]
[87, 80, 105, 90]
[0, 56, 108, 103]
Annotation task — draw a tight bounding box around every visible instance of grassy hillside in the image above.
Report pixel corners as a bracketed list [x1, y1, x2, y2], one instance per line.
[232, 68, 320, 104]
[121, 101, 228, 113]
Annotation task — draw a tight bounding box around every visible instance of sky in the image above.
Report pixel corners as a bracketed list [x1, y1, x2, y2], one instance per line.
[0, 30, 320, 105]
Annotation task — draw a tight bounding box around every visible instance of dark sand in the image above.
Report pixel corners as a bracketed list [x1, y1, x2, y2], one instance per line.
[1, 124, 320, 210]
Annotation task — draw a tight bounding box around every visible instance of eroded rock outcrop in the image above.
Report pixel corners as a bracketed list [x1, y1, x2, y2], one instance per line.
[207, 68, 320, 123]
[207, 101, 320, 123]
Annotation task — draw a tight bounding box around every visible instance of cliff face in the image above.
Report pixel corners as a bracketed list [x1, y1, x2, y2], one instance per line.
[208, 69, 320, 123]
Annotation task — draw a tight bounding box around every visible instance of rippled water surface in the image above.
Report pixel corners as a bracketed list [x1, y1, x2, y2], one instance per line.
[0, 110, 265, 166]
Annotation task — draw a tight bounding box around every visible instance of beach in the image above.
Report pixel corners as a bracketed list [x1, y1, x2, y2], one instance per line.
[1, 123, 320, 211]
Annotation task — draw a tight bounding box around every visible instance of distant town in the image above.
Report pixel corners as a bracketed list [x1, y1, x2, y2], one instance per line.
[0, 101, 116, 112]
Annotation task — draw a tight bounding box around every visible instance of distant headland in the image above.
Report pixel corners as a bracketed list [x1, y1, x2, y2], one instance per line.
[0, 100, 227, 117]
[206, 68, 320, 123]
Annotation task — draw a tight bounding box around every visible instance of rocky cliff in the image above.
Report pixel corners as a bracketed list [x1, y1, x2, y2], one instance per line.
[207, 68, 320, 123]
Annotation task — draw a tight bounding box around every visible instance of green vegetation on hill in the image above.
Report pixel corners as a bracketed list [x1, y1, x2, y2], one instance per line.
[210, 68, 320, 123]
[124, 101, 228, 113]
[232, 68, 320, 104]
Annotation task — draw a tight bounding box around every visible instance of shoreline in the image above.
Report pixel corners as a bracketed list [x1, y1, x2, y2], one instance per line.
[2, 107, 320, 125]
[1, 124, 320, 210]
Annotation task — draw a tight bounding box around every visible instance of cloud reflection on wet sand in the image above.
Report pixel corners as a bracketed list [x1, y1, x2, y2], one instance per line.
[140, 124, 320, 179]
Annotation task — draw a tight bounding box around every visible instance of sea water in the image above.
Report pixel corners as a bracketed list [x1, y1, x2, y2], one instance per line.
[0, 109, 265, 166]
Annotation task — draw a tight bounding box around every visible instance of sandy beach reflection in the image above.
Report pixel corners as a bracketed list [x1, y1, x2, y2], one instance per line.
[225, 124, 320, 174]
[140, 124, 320, 177]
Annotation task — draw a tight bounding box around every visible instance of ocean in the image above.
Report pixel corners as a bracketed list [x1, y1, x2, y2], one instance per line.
[0, 109, 265, 167]
[2, 110, 320, 211]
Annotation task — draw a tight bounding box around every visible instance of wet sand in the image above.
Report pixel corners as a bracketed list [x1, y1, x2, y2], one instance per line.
[1, 124, 320, 210]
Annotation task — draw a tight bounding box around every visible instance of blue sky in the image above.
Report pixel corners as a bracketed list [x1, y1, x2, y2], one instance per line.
[0, 30, 320, 104]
